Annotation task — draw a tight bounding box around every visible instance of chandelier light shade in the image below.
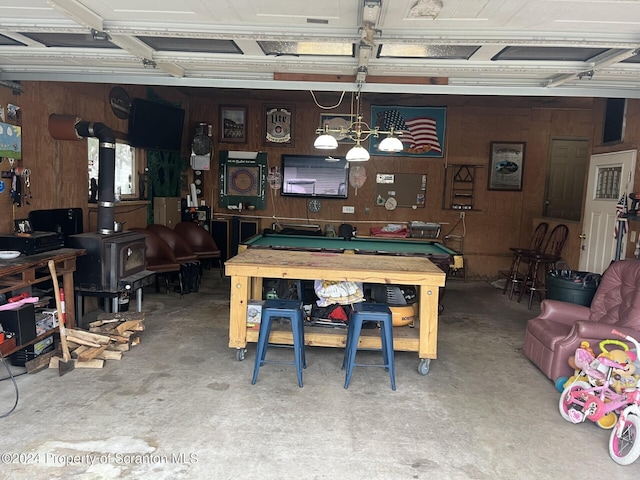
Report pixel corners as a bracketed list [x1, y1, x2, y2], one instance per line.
[313, 133, 338, 149]
[378, 134, 404, 152]
[345, 143, 371, 162]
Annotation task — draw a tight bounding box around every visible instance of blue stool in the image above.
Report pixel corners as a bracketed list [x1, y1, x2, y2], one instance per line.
[251, 299, 306, 387]
[342, 302, 396, 391]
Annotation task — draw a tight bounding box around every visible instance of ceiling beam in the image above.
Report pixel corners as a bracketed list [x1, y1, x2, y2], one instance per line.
[48, 0, 103, 31]
[273, 72, 448, 85]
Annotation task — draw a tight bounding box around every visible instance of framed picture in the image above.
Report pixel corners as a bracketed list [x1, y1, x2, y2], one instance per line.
[220, 105, 247, 143]
[14, 218, 32, 234]
[318, 113, 356, 144]
[488, 142, 526, 191]
[369, 105, 447, 157]
[264, 105, 294, 146]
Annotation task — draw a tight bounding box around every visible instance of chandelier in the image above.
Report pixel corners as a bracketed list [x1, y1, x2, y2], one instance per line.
[314, 86, 403, 161]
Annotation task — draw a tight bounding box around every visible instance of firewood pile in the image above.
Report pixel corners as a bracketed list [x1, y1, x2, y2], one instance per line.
[48, 312, 145, 370]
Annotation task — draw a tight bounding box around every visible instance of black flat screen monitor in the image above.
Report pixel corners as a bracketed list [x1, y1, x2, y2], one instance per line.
[280, 155, 349, 199]
[128, 98, 185, 151]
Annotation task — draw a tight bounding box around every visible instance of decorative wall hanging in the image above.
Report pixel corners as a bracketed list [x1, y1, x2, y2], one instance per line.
[369, 106, 446, 158]
[264, 106, 294, 146]
[219, 150, 267, 209]
[267, 165, 281, 190]
[0, 122, 21, 159]
[220, 106, 247, 143]
[488, 142, 525, 191]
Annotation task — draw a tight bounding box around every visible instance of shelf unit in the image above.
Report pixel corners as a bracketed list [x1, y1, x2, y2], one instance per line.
[442, 164, 482, 211]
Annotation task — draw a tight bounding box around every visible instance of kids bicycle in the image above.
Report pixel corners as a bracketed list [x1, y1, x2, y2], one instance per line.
[559, 337, 637, 429]
[609, 329, 640, 465]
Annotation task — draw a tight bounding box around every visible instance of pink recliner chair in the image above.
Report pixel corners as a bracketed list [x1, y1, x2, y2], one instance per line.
[523, 259, 640, 382]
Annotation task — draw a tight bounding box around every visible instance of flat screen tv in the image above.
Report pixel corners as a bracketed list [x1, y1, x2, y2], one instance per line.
[128, 98, 185, 151]
[280, 154, 349, 199]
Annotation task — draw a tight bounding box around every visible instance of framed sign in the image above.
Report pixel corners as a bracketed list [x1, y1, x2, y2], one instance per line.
[319, 113, 356, 144]
[488, 142, 525, 191]
[220, 105, 247, 143]
[264, 106, 294, 146]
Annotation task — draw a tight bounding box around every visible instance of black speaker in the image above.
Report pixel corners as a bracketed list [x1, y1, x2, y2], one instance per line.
[0, 303, 36, 345]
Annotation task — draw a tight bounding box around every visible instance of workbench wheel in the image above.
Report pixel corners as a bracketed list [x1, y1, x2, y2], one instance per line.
[418, 359, 431, 375]
[236, 348, 246, 361]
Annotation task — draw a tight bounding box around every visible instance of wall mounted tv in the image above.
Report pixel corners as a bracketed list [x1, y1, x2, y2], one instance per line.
[281, 154, 349, 199]
[128, 98, 185, 151]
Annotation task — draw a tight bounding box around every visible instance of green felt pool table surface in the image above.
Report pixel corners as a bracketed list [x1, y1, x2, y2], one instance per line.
[242, 234, 457, 261]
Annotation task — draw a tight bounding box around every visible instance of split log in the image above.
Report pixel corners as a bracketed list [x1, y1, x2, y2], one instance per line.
[49, 357, 104, 369]
[71, 344, 109, 362]
[65, 328, 111, 345]
[96, 349, 122, 360]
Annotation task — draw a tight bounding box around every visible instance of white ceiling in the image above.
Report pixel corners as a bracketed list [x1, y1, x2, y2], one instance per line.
[1, 0, 640, 98]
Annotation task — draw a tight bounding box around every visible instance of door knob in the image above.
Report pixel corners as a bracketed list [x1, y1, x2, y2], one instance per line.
[579, 233, 587, 239]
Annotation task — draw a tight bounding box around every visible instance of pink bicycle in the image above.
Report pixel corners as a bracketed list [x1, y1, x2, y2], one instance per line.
[559, 338, 635, 429]
[609, 329, 640, 465]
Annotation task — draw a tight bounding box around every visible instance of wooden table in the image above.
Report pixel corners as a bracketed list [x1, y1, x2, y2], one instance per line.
[225, 248, 446, 374]
[0, 248, 86, 356]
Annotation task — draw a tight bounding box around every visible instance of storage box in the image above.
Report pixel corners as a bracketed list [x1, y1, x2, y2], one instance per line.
[409, 222, 441, 239]
[35, 309, 58, 336]
[247, 300, 264, 330]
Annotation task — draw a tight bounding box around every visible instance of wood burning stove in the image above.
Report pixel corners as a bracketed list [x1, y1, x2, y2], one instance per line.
[68, 231, 147, 293]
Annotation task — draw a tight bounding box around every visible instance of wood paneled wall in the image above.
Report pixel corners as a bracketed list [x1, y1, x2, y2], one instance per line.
[3, 81, 640, 279]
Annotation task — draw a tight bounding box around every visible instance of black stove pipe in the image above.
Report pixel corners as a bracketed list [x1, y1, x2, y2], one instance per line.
[48, 114, 116, 234]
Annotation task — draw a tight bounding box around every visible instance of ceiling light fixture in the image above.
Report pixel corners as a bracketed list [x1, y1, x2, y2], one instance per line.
[313, 84, 403, 161]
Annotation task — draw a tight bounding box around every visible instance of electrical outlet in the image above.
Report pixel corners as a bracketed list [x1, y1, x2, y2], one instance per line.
[460, 211, 465, 219]
[342, 206, 355, 214]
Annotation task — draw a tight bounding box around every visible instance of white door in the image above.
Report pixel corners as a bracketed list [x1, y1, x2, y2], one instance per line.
[579, 150, 637, 274]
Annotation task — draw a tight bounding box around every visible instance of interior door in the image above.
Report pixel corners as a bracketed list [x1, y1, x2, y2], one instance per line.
[544, 139, 589, 221]
[579, 150, 637, 274]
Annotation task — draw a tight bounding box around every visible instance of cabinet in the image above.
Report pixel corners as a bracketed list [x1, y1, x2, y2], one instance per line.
[442, 164, 481, 211]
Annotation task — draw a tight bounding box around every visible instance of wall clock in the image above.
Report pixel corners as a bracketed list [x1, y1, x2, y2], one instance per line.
[308, 198, 322, 213]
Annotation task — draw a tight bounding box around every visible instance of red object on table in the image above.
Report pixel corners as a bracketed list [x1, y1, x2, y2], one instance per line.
[8, 292, 28, 303]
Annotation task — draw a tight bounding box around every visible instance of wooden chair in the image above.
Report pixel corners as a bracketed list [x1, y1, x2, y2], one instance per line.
[174, 222, 223, 277]
[502, 222, 549, 299]
[518, 224, 570, 309]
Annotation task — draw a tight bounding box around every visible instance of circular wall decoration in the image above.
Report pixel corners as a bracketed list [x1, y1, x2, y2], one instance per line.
[229, 167, 257, 195]
[109, 86, 131, 119]
[308, 198, 322, 213]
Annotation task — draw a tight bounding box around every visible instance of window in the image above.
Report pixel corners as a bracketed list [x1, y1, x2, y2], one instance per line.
[88, 137, 139, 199]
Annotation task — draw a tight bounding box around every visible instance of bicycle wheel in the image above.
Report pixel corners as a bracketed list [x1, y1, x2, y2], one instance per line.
[559, 381, 591, 423]
[609, 414, 640, 465]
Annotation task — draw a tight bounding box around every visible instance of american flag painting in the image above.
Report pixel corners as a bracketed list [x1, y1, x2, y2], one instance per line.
[371, 106, 446, 157]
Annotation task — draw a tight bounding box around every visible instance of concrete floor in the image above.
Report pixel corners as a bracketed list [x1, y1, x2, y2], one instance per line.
[0, 272, 638, 480]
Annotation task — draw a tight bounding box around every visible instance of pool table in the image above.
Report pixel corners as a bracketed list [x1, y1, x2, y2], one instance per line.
[241, 233, 458, 274]
[227, 234, 455, 374]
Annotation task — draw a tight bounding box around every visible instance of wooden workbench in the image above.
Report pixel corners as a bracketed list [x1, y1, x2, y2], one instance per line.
[225, 248, 446, 374]
[0, 248, 86, 356]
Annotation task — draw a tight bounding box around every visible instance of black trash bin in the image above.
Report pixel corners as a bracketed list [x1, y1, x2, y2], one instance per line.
[546, 270, 601, 306]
